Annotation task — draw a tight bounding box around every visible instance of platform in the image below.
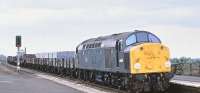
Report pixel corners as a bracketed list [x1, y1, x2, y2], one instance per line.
[170, 75, 200, 88]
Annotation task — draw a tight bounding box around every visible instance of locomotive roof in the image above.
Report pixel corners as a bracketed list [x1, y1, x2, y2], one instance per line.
[80, 30, 149, 45]
[81, 32, 130, 44]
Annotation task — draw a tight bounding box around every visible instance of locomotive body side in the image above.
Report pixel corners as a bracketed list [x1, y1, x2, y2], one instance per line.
[76, 33, 131, 73]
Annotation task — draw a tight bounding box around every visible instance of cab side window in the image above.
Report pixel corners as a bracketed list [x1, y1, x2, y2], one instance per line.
[126, 34, 136, 46]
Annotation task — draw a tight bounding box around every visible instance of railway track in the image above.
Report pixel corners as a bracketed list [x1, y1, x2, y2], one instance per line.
[27, 70, 178, 93]
[168, 84, 200, 93]
[45, 73, 127, 93]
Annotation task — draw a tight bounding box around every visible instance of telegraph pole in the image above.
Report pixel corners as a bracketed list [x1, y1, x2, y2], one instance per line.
[16, 36, 22, 72]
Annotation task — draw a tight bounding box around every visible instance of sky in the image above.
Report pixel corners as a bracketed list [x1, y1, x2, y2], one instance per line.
[0, 0, 199, 58]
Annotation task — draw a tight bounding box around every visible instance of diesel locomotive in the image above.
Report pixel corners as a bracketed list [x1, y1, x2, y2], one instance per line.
[76, 30, 172, 92]
[8, 30, 173, 93]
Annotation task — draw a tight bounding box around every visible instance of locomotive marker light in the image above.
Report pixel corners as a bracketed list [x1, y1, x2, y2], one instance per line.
[16, 35, 22, 72]
[134, 63, 141, 69]
[165, 61, 171, 68]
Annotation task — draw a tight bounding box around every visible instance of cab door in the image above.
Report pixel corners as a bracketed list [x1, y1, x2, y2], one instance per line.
[116, 40, 123, 68]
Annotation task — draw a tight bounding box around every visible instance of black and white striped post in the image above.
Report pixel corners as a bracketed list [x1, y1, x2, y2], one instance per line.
[16, 35, 21, 72]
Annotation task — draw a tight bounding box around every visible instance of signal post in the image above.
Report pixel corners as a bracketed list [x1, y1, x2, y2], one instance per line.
[16, 36, 21, 72]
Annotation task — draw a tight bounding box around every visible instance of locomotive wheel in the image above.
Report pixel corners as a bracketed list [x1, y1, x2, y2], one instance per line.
[74, 69, 78, 78]
[128, 78, 144, 93]
[103, 73, 109, 85]
[151, 76, 167, 93]
[89, 71, 95, 82]
[161, 78, 170, 92]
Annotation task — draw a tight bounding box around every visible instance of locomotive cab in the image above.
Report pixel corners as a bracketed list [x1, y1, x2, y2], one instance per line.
[120, 31, 172, 92]
[123, 31, 171, 74]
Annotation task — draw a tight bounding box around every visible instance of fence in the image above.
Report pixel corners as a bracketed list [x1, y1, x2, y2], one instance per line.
[172, 62, 200, 76]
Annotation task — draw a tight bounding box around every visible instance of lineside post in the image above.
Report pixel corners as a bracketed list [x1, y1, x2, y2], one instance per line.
[16, 35, 22, 72]
[17, 47, 20, 72]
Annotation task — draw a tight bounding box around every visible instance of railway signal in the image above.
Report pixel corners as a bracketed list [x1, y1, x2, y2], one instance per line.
[16, 35, 22, 72]
[16, 36, 21, 47]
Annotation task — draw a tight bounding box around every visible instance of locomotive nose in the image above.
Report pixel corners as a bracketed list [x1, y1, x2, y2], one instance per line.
[130, 43, 171, 74]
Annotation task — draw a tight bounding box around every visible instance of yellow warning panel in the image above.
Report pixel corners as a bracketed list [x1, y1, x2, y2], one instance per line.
[130, 43, 171, 74]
